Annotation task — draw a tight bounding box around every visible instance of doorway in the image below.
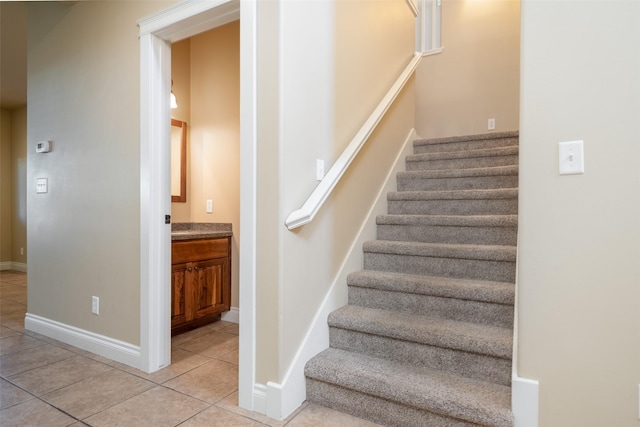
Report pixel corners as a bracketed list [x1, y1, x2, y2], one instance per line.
[138, 0, 256, 412]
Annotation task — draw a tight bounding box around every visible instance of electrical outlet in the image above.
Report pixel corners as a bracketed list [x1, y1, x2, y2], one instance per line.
[20, 247, 24, 256]
[92, 296, 99, 315]
[206, 199, 213, 213]
[488, 118, 496, 130]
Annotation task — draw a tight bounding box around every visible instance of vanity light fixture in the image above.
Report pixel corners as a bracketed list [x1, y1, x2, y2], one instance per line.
[171, 80, 178, 109]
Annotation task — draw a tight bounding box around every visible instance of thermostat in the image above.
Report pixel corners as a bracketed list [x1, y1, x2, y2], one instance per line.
[36, 140, 51, 153]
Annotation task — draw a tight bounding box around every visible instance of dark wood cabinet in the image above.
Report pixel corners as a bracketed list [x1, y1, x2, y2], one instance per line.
[171, 237, 231, 335]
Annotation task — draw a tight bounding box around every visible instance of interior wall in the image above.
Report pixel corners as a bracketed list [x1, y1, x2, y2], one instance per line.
[189, 21, 241, 309]
[0, 109, 12, 263]
[274, 0, 416, 382]
[415, 0, 520, 138]
[11, 107, 27, 265]
[27, 1, 175, 345]
[170, 38, 191, 223]
[518, 1, 640, 426]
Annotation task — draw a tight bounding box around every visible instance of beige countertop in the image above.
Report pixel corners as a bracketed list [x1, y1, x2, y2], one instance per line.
[171, 223, 232, 241]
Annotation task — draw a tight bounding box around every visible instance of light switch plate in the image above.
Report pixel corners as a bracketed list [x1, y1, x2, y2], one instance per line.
[559, 140, 584, 175]
[36, 178, 48, 193]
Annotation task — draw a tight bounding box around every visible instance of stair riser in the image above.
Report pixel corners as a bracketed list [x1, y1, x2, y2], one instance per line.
[377, 224, 517, 246]
[388, 199, 518, 216]
[413, 138, 519, 154]
[330, 328, 511, 386]
[364, 253, 516, 282]
[348, 286, 514, 328]
[306, 379, 480, 427]
[406, 155, 518, 171]
[397, 175, 518, 191]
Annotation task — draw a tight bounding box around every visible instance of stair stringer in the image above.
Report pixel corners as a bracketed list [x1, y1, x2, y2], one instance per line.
[261, 129, 418, 421]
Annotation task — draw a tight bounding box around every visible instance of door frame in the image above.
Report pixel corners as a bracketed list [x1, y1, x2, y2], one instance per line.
[138, 0, 256, 411]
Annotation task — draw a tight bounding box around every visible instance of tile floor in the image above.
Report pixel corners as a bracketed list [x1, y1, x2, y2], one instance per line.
[0, 270, 381, 427]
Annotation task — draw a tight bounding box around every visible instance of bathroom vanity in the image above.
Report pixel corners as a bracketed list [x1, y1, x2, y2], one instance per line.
[171, 223, 232, 336]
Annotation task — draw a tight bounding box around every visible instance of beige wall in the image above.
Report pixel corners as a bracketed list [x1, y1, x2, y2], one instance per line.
[169, 24, 241, 309]
[170, 38, 191, 223]
[519, 1, 640, 426]
[0, 109, 11, 263]
[0, 107, 25, 266]
[257, 0, 416, 383]
[189, 21, 241, 309]
[11, 107, 27, 265]
[27, 1, 175, 345]
[415, 0, 520, 138]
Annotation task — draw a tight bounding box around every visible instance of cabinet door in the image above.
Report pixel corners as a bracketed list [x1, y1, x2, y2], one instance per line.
[171, 263, 190, 328]
[193, 258, 230, 320]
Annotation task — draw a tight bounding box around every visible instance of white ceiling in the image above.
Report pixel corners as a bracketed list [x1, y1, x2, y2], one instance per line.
[1, 2, 28, 110]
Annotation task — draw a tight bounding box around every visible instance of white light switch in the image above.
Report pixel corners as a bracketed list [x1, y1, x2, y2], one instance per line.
[559, 140, 584, 175]
[36, 178, 48, 193]
[206, 199, 213, 213]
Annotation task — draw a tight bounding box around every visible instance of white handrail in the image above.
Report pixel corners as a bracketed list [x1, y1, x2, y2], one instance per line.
[285, 52, 423, 230]
[404, 0, 419, 17]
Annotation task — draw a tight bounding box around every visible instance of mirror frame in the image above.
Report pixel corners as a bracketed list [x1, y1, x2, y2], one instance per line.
[171, 118, 187, 202]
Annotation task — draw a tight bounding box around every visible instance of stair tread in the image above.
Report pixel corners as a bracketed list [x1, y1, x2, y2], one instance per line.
[414, 131, 519, 146]
[306, 347, 513, 427]
[377, 214, 517, 228]
[398, 165, 518, 179]
[363, 240, 516, 262]
[329, 305, 512, 358]
[407, 146, 518, 162]
[347, 270, 514, 304]
[388, 188, 517, 200]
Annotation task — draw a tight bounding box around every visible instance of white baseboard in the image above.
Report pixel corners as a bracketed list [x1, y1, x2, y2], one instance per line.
[512, 376, 539, 427]
[25, 313, 142, 370]
[0, 261, 27, 272]
[221, 306, 239, 323]
[261, 129, 418, 421]
[253, 383, 268, 415]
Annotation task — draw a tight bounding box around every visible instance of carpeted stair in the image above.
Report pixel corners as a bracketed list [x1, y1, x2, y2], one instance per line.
[305, 131, 519, 427]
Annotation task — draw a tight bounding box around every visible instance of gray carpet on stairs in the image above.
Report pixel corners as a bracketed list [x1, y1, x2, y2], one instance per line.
[305, 131, 519, 427]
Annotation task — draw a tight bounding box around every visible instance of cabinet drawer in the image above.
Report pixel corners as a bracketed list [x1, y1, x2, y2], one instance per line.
[172, 237, 229, 264]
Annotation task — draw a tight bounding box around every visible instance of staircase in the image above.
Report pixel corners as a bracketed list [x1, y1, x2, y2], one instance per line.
[304, 131, 519, 427]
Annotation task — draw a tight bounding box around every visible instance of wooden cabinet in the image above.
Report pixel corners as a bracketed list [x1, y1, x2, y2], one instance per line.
[171, 237, 231, 335]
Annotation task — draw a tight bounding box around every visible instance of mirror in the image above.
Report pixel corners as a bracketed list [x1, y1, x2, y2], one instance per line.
[171, 119, 187, 202]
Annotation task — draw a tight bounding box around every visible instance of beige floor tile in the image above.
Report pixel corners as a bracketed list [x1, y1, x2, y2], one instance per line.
[8, 355, 113, 396]
[0, 272, 27, 285]
[0, 343, 75, 377]
[84, 385, 209, 427]
[201, 320, 234, 332]
[164, 359, 237, 404]
[216, 391, 305, 427]
[42, 368, 155, 420]
[285, 403, 384, 427]
[216, 349, 239, 365]
[181, 404, 267, 427]
[0, 334, 46, 356]
[0, 292, 27, 306]
[0, 299, 26, 316]
[222, 322, 240, 335]
[178, 330, 239, 359]
[0, 378, 34, 410]
[0, 326, 21, 339]
[119, 348, 212, 384]
[0, 398, 75, 427]
[171, 325, 219, 348]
